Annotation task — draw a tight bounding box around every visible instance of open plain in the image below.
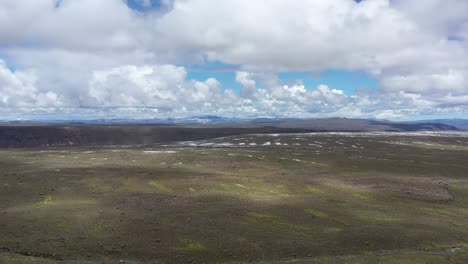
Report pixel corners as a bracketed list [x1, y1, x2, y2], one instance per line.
[1, 132, 468, 263]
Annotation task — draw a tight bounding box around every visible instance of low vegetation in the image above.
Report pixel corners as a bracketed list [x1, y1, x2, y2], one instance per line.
[0, 133, 467, 263]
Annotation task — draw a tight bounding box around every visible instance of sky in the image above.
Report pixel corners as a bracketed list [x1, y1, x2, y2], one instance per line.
[0, 0, 467, 121]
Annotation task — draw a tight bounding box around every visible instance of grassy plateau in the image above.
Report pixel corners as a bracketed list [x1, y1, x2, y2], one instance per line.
[0, 132, 467, 263]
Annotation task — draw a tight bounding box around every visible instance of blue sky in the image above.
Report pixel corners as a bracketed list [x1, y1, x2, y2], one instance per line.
[186, 64, 378, 96]
[278, 70, 378, 96]
[186, 61, 242, 94]
[0, 50, 15, 71]
[126, 0, 162, 11]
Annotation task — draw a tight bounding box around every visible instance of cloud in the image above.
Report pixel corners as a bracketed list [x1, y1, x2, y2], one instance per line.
[0, 59, 466, 119]
[235, 72, 256, 98]
[0, 59, 62, 108]
[381, 70, 467, 95]
[152, 0, 468, 107]
[77, 65, 357, 118]
[86, 64, 226, 112]
[0, 0, 467, 119]
[153, 0, 456, 71]
[0, 0, 146, 51]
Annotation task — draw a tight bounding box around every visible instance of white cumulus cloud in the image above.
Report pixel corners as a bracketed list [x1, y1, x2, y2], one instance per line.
[0, 0, 467, 119]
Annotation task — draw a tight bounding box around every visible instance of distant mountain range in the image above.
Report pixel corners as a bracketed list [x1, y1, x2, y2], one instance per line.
[202, 117, 461, 131]
[0, 115, 241, 125]
[2, 116, 467, 130]
[413, 119, 468, 130]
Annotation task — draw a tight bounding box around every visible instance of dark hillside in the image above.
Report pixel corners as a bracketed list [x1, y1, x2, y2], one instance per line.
[0, 125, 312, 148]
[0, 118, 457, 148]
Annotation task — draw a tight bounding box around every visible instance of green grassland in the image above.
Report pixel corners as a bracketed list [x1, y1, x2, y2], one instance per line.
[0, 133, 467, 263]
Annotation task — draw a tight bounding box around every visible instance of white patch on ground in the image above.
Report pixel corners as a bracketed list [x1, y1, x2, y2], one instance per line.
[378, 141, 411, 146]
[249, 143, 257, 146]
[292, 159, 304, 162]
[415, 141, 436, 146]
[235, 183, 249, 189]
[143, 150, 178, 154]
[309, 131, 468, 137]
[239, 143, 246, 146]
[263, 142, 272, 146]
[217, 143, 234, 146]
[275, 142, 282, 145]
[90, 157, 108, 161]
